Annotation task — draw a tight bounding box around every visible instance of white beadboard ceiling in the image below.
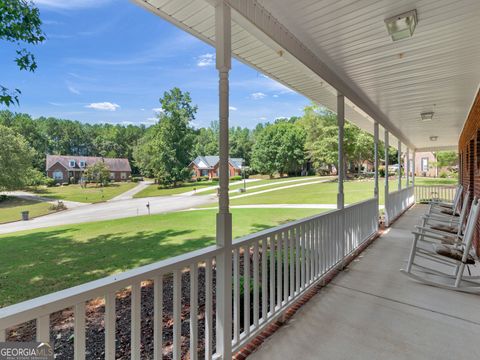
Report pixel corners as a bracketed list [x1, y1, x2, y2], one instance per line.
[133, 0, 480, 151]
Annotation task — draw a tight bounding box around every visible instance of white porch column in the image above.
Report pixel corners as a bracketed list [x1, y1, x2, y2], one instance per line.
[337, 93, 345, 210]
[398, 140, 402, 190]
[374, 122, 379, 198]
[412, 150, 416, 187]
[406, 148, 410, 187]
[215, 2, 232, 359]
[384, 131, 390, 226]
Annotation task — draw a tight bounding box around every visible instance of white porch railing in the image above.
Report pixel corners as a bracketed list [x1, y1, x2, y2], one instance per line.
[385, 186, 415, 226]
[414, 185, 457, 203]
[0, 198, 379, 359]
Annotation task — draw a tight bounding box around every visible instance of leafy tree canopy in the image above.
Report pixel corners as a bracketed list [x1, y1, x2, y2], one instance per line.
[134, 88, 196, 186]
[1, 0, 45, 106]
[0, 124, 35, 191]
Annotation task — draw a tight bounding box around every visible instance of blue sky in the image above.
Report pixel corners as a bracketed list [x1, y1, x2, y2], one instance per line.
[0, 0, 309, 128]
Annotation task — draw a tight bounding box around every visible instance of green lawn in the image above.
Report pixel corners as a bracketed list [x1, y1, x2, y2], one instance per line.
[0, 197, 56, 224]
[414, 177, 457, 185]
[133, 181, 218, 198]
[198, 175, 329, 196]
[31, 182, 138, 203]
[0, 208, 321, 306]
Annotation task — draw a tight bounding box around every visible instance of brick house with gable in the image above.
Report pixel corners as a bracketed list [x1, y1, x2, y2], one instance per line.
[46, 155, 132, 183]
[189, 156, 243, 179]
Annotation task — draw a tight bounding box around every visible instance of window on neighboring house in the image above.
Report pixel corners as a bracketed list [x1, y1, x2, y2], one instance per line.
[121, 172, 127, 179]
[53, 171, 63, 180]
[421, 158, 428, 172]
[200, 169, 208, 176]
[110, 172, 115, 179]
[69, 160, 76, 167]
[79, 161, 86, 168]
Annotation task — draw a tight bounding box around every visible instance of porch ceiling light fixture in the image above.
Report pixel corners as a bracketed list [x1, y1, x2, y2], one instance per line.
[430, 136, 438, 141]
[385, 10, 418, 41]
[420, 111, 434, 121]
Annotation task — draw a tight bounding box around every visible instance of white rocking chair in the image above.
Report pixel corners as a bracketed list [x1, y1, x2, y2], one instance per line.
[400, 197, 480, 293]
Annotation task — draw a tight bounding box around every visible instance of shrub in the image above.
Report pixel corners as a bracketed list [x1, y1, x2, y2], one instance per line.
[230, 175, 242, 181]
[132, 176, 144, 182]
[0, 195, 10, 203]
[49, 201, 67, 211]
[197, 176, 209, 182]
[378, 166, 385, 177]
[212, 176, 219, 182]
[439, 170, 448, 178]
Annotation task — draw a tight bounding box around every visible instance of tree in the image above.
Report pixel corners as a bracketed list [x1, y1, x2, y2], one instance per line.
[1, 0, 45, 106]
[230, 126, 253, 164]
[134, 88, 197, 186]
[251, 121, 306, 176]
[0, 124, 35, 191]
[194, 121, 218, 156]
[436, 151, 458, 167]
[83, 161, 110, 186]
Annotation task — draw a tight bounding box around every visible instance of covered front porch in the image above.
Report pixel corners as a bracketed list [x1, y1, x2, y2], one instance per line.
[250, 205, 480, 359]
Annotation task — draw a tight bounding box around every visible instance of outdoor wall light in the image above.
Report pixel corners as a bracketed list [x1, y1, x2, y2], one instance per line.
[385, 10, 418, 41]
[420, 111, 434, 121]
[430, 136, 438, 141]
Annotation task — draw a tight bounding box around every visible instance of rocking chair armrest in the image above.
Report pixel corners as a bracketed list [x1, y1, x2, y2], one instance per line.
[411, 231, 453, 243]
[414, 225, 461, 238]
[422, 214, 459, 223]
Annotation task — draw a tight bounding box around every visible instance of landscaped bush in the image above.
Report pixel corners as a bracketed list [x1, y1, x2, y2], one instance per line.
[439, 170, 448, 178]
[197, 176, 209, 182]
[230, 175, 242, 181]
[211, 176, 219, 182]
[0, 195, 10, 203]
[131, 176, 144, 182]
[378, 166, 385, 177]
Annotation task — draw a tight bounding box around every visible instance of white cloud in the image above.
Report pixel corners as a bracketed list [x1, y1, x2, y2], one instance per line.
[275, 116, 288, 121]
[251, 92, 267, 100]
[229, 106, 237, 111]
[152, 107, 164, 114]
[272, 94, 279, 98]
[197, 53, 215, 67]
[140, 108, 145, 111]
[259, 116, 267, 121]
[85, 102, 120, 111]
[67, 84, 80, 95]
[141, 117, 158, 125]
[34, 0, 112, 9]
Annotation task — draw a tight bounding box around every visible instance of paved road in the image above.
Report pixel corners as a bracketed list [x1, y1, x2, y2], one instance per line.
[0, 194, 216, 235]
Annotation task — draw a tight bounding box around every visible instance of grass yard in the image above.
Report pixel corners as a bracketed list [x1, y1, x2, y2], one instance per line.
[0, 197, 56, 224]
[133, 181, 218, 198]
[414, 177, 457, 185]
[32, 182, 138, 203]
[198, 175, 329, 196]
[0, 207, 322, 306]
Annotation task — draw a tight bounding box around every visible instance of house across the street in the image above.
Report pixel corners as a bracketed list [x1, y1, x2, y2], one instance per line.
[189, 156, 243, 179]
[46, 155, 132, 183]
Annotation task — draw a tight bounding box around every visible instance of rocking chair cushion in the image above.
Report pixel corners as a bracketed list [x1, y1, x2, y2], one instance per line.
[435, 245, 475, 265]
[440, 209, 460, 217]
[431, 224, 458, 234]
[441, 235, 459, 245]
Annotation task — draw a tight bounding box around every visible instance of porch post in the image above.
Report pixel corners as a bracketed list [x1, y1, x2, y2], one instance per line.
[337, 92, 345, 210]
[215, 2, 232, 359]
[412, 150, 416, 187]
[384, 131, 389, 226]
[406, 148, 410, 187]
[374, 122, 379, 199]
[398, 140, 402, 190]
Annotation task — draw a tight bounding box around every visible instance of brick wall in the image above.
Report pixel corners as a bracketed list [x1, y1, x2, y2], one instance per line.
[458, 89, 480, 254]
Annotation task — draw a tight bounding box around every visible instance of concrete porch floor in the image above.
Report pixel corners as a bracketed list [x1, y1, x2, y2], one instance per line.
[249, 205, 480, 360]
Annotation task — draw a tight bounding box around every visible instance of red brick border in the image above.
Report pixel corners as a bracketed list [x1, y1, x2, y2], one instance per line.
[233, 229, 384, 359]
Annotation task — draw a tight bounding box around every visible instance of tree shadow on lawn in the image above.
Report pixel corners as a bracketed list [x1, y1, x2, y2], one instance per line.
[0, 228, 215, 307]
[0, 217, 287, 307]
